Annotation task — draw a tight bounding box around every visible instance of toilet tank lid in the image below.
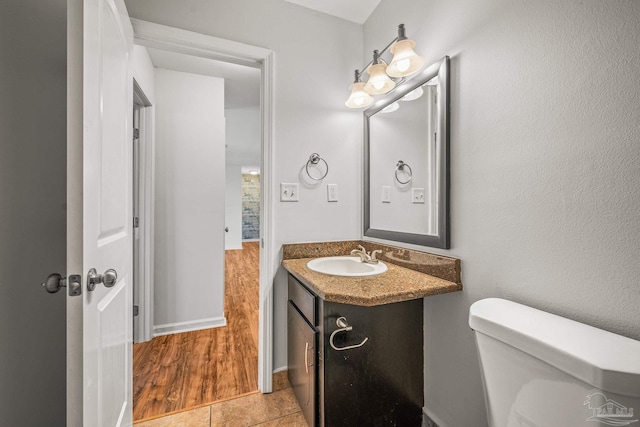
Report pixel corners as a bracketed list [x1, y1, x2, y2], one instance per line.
[469, 298, 640, 397]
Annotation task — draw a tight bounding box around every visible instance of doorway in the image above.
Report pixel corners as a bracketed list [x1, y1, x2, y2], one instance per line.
[132, 81, 153, 344]
[129, 23, 271, 421]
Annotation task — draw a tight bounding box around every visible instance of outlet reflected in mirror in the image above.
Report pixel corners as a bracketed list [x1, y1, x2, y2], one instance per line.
[364, 56, 450, 248]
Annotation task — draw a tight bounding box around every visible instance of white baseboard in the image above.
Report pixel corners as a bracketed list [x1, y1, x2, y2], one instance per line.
[273, 365, 288, 374]
[153, 316, 227, 337]
[423, 407, 447, 427]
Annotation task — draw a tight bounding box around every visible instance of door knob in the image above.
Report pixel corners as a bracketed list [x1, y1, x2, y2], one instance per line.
[87, 268, 118, 291]
[41, 273, 82, 296]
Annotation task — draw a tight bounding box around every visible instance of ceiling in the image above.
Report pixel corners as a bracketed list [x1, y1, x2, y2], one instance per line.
[147, 47, 261, 109]
[283, 0, 381, 24]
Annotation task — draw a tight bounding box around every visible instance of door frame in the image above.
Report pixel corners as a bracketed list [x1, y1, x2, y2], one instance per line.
[130, 18, 275, 393]
[133, 82, 154, 343]
[67, 1, 83, 424]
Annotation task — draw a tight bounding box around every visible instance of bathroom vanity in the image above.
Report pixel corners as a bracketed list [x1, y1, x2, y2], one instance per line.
[283, 241, 462, 427]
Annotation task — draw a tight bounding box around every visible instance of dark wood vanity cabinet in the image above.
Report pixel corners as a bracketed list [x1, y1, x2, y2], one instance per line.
[288, 274, 424, 427]
[287, 276, 319, 426]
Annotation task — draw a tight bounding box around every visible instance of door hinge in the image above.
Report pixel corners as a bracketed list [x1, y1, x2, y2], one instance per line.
[133, 217, 139, 228]
[133, 305, 139, 317]
[133, 128, 140, 139]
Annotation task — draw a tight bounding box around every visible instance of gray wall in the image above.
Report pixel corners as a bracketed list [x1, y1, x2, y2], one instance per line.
[364, 1, 640, 426]
[0, 0, 67, 425]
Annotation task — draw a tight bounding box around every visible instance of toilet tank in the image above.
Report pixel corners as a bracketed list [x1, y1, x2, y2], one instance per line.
[469, 298, 640, 427]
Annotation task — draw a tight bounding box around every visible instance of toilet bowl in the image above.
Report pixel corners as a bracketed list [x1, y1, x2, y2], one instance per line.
[469, 298, 640, 427]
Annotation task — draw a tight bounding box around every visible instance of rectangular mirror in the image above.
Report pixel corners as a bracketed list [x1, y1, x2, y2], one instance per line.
[364, 56, 450, 248]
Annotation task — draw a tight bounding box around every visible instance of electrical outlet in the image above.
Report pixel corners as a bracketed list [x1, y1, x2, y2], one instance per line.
[382, 186, 391, 203]
[327, 184, 338, 202]
[412, 188, 425, 204]
[280, 183, 299, 202]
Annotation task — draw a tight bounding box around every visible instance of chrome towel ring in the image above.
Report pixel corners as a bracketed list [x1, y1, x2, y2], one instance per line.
[305, 153, 329, 181]
[395, 160, 412, 184]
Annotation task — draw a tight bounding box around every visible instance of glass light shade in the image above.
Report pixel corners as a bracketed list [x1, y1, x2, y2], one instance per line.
[400, 86, 424, 101]
[386, 39, 425, 77]
[364, 63, 396, 95]
[345, 82, 374, 108]
[380, 101, 399, 114]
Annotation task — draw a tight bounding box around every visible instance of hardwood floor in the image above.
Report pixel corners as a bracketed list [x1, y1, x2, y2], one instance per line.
[133, 242, 260, 421]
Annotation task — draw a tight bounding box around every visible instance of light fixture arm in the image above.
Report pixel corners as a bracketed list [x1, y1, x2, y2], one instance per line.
[396, 23, 407, 41]
[354, 28, 402, 81]
[372, 50, 382, 65]
[353, 69, 362, 83]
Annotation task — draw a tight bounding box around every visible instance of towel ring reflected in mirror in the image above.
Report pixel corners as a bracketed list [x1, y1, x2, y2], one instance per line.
[305, 153, 329, 181]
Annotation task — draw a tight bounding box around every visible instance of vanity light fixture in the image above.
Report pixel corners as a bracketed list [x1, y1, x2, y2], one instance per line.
[345, 24, 424, 108]
[364, 50, 396, 95]
[386, 24, 425, 77]
[345, 69, 374, 108]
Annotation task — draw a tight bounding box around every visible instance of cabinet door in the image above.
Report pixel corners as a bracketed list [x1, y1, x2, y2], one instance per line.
[288, 302, 318, 426]
[322, 300, 424, 426]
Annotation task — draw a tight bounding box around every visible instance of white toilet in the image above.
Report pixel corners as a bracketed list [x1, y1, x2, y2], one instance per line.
[469, 298, 640, 427]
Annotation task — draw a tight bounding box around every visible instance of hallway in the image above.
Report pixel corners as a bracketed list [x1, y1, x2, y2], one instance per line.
[133, 242, 260, 421]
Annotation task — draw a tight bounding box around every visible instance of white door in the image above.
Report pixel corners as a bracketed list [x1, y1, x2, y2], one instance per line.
[78, 0, 133, 425]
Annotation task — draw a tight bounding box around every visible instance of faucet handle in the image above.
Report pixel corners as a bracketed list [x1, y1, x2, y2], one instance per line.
[370, 249, 382, 260]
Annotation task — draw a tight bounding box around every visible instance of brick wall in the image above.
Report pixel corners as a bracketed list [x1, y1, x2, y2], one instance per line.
[242, 174, 260, 240]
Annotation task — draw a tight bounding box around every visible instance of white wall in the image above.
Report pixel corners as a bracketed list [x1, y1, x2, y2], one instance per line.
[0, 0, 67, 425]
[153, 68, 227, 334]
[132, 44, 155, 103]
[125, 0, 364, 368]
[364, 1, 640, 426]
[225, 106, 260, 166]
[225, 164, 243, 249]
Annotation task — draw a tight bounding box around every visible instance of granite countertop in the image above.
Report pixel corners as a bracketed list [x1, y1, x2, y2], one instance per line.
[282, 257, 462, 307]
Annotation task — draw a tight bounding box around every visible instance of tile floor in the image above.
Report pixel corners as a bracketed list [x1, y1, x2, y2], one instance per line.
[134, 371, 308, 427]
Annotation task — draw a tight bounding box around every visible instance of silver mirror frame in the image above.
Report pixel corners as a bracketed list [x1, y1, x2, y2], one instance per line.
[364, 56, 450, 248]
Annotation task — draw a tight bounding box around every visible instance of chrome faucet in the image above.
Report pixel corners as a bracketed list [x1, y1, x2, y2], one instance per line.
[350, 245, 383, 264]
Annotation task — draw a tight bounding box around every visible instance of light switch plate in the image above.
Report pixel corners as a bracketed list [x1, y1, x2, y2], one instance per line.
[412, 188, 425, 204]
[327, 184, 338, 202]
[382, 186, 391, 203]
[280, 183, 299, 202]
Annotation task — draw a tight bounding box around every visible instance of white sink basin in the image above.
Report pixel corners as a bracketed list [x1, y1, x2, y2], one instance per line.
[306, 256, 387, 277]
